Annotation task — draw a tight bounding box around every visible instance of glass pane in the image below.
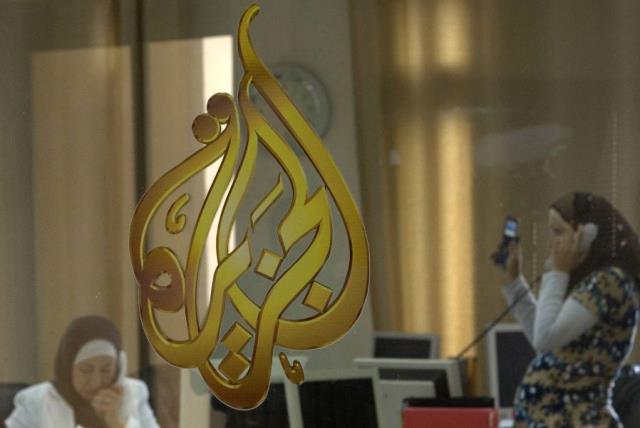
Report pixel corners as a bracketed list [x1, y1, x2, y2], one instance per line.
[3, 1, 640, 427]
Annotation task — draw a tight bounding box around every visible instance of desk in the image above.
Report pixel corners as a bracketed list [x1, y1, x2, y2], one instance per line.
[378, 380, 435, 428]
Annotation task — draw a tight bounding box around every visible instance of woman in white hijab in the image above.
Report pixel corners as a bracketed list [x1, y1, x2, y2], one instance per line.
[5, 315, 159, 428]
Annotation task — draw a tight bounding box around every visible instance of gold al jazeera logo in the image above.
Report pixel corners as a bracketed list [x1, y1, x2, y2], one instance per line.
[129, 4, 369, 409]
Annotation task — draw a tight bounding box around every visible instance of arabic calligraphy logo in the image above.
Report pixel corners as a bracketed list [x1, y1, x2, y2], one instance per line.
[129, 4, 369, 409]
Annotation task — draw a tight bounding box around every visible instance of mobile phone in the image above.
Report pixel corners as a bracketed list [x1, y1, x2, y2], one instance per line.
[116, 350, 127, 386]
[492, 216, 519, 268]
[579, 223, 598, 253]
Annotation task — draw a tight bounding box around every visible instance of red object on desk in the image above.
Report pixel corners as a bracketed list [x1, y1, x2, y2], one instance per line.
[403, 407, 499, 428]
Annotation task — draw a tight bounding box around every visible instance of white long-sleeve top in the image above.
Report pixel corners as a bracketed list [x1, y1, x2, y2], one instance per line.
[5, 378, 159, 428]
[502, 271, 599, 353]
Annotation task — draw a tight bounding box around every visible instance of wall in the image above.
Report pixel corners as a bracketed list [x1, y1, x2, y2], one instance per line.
[0, 3, 37, 383]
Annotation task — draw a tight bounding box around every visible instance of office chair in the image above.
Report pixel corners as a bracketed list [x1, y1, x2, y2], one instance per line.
[612, 365, 640, 427]
[0, 383, 28, 428]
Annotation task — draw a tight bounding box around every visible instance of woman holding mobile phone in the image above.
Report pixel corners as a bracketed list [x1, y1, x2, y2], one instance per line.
[500, 192, 640, 427]
[5, 315, 159, 428]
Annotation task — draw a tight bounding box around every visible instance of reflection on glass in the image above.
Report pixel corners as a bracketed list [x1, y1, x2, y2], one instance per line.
[4, 0, 640, 427]
[436, 109, 475, 358]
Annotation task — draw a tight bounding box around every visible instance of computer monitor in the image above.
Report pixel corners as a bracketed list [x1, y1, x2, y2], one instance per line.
[296, 367, 382, 428]
[211, 382, 290, 428]
[207, 355, 309, 428]
[486, 323, 536, 419]
[374, 331, 440, 359]
[352, 358, 463, 398]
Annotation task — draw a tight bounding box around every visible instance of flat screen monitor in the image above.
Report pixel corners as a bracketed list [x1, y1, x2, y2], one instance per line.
[297, 367, 381, 428]
[211, 382, 289, 428]
[208, 355, 309, 428]
[374, 331, 440, 359]
[352, 357, 463, 398]
[486, 323, 536, 417]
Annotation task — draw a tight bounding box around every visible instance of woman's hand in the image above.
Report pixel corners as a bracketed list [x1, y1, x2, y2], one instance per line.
[505, 240, 522, 283]
[92, 384, 125, 428]
[552, 225, 584, 273]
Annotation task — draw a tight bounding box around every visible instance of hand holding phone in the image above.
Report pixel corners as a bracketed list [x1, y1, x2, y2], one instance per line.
[492, 216, 519, 270]
[544, 222, 597, 272]
[551, 223, 598, 272]
[90, 351, 127, 427]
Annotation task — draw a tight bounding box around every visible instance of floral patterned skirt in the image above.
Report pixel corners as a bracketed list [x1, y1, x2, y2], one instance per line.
[512, 381, 621, 427]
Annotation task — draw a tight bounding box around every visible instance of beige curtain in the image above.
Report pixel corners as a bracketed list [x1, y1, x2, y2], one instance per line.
[351, 0, 477, 360]
[29, 1, 139, 380]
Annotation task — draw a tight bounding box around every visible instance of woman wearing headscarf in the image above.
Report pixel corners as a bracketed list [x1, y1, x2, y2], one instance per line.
[5, 315, 159, 428]
[501, 192, 640, 427]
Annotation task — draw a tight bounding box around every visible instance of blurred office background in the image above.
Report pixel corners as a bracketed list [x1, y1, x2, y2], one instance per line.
[2, 0, 640, 426]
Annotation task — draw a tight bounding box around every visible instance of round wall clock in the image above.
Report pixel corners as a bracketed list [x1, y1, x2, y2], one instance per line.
[250, 65, 331, 138]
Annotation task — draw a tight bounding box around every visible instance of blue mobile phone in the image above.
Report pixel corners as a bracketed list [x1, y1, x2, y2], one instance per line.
[492, 216, 519, 268]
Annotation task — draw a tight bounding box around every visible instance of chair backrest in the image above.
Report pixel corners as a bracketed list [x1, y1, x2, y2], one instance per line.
[0, 383, 28, 428]
[612, 365, 640, 427]
[486, 323, 535, 414]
